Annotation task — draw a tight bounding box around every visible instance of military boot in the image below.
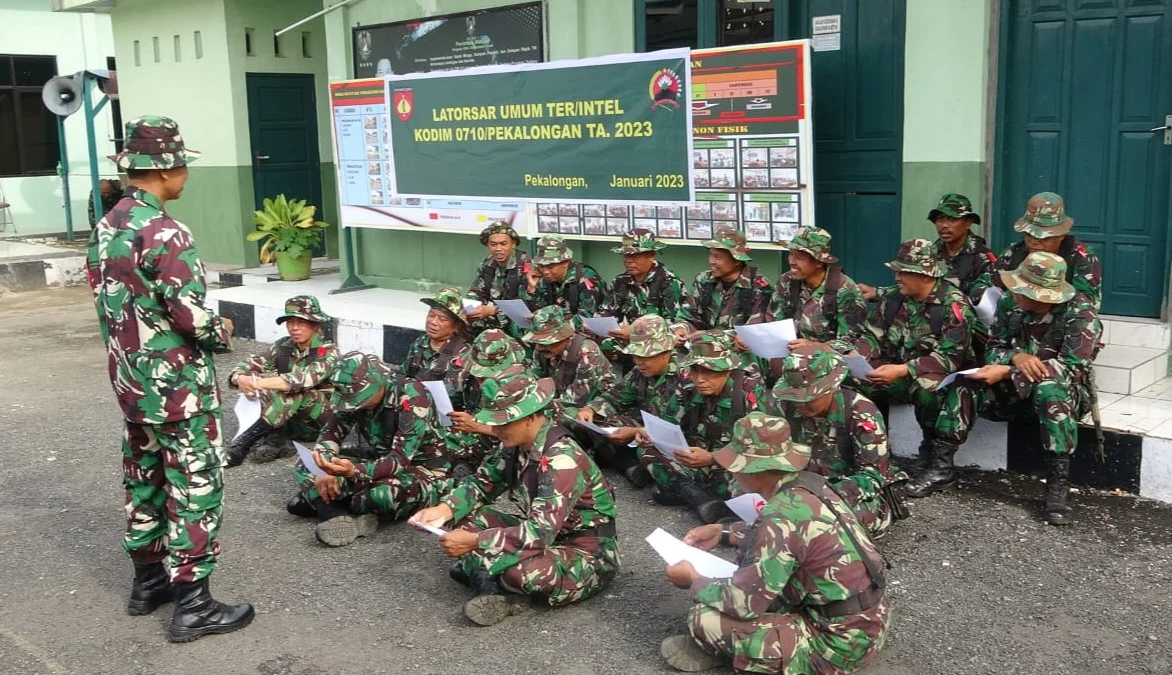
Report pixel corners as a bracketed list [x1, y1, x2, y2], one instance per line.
[611, 448, 652, 488]
[462, 566, 528, 626]
[660, 635, 720, 672]
[225, 420, 273, 467]
[652, 484, 687, 507]
[1045, 455, 1074, 526]
[285, 492, 316, 518]
[675, 480, 733, 524]
[165, 578, 254, 643]
[313, 498, 378, 547]
[127, 561, 174, 616]
[905, 439, 959, 498]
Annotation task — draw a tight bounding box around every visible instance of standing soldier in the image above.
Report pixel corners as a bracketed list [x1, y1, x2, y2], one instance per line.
[226, 295, 339, 466]
[87, 115, 252, 642]
[523, 234, 607, 324]
[403, 287, 472, 387]
[410, 368, 620, 627]
[522, 306, 616, 422]
[464, 221, 531, 335]
[962, 252, 1101, 524]
[770, 226, 867, 342]
[690, 226, 774, 334]
[660, 413, 889, 674]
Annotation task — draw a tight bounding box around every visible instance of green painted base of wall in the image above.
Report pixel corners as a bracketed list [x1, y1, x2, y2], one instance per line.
[900, 161, 988, 242]
[168, 165, 255, 267]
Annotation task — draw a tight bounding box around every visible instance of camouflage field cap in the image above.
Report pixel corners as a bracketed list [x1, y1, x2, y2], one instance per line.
[928, 193, 982, 225]
[479, 221, 520, 246]
[533, 235, 574, 265]
[420, 287, 468, 326]
[999, 251, 1075, 304]
[885, 238, 947, 278]
[712, 412, 812, 475]
[787, 226, 837, 264]
[473, 366, 556, 426]
[276, 295, 330, 325]
[611, 228, 666, 255]
[107, 115, 201, 170]
[703, 226, 752, 262]
[622, 314, 676, 357]
[330, 352, 395, 412]
[521, 305, 575, 345]
[771, 345, 848, 403]
[1014, 192, 1074, 239]
[681, 330, 738, 372]
[467, 329, 529, 378]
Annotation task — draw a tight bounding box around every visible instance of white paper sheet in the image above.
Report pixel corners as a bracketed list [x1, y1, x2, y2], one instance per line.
[421, 380, 454, 427]
[233, 395, 262, 441]
[577, 419, 619, 437]
[976, 287, 1003, 327]
[939, 367, 981, 388]
[410, 521, 448, 536]
[844, 355, 876, 379]
[293, 441, 327, 477]
[582, 316, 621, 338]
[641, 411, 688, 460]
[734, 320, 797, 359]
[725, 493, 767, 524]
[645, 528, 738, 579]
[461, 298, 483, 314]
[496, 299, 533, 328]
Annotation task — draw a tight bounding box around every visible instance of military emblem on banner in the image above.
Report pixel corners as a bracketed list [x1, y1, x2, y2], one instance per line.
[649, 68, 682, 110]
[393, 90, 414, 122]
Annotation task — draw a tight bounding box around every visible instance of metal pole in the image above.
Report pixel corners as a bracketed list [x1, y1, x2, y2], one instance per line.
[82, 77, 102, 242]
[331, 225, 374, 293]
[57, 115, 73, 240]
[275, 0, 359, 37]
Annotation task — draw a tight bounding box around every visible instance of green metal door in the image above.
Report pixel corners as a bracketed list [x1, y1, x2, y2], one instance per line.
[996, 0, 1172, 317]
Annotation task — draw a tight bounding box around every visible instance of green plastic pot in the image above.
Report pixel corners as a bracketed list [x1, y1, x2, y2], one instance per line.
[275, 251, 312, 281]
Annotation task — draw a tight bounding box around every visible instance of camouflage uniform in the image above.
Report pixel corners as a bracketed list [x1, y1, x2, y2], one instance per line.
[692, 227, 774, 330]
[466, 222, 532, 336]
[599, 230, 697, 358]
[446, 329, 533, 464]
[769, 226, 867, 342]
[523, 235, 607, 326]
[588, 315, 686, 427]
[87, 116, 231, 585]
[928, 193, 995, 304]
[404, 287, 472, 409]
[665, 413, 889, 675]
[522, 306, 616, 421]
[444, 371, 620, 607]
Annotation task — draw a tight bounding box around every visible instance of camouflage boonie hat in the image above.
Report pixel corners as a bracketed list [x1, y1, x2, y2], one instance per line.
[681, 330, 738, 372]
[712, 412, 812, 475]
[886, 238, 947, 278]
[702, 226, 752, 262]
[467, 329, 529, 378]
[611, 228, 666, 255]
[771, 345, 848, 403]
[622, 314, 675, 357]
[108, 115, 201, 170]
[928, 193, 982, 224]
[787, 226, 837, 264]
[533, 235, 574, 265]
[521, 305, 575, 345]
[420, 287, 468, 326]
[473, 366, 556, 426]
[1014, 192, 1074, 239]
[999, 251, 1075, 304]
[330, 352, 395, 412]
[276, 295, 330, 324]
[479, 221, 520, 246]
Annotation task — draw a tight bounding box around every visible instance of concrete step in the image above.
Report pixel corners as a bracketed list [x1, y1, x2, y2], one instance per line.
[206, 258, 340, 288]
[1094, 344, 1168, 395]
[1101, 316, 1171, 352]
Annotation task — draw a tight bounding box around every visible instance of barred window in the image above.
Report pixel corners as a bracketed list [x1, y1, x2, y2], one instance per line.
[0, 55, 61, 177]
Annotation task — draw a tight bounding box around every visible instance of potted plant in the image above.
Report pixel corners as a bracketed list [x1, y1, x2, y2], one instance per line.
[246, 195, 331, 281]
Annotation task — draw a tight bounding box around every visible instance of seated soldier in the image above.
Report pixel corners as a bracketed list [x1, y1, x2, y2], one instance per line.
[403, 287, 471, 386]
[578, 314, 681, 489]
[523, 235, 607, 327]
[660, 413, 890, 674]
[464, 221, 532, 337]
[286, 352, 452, 548]
[522, 306, 616, 422]
[959, 252, 1101, 525]
[410, 367, 619, 627]
[643, 330, 766, 524]
[227, 295, 340, 466]
[446, 329, 532, 471]
[770, 226, 867, 343]
[690, 227, 774, 334]
[768, 346, 909, 539]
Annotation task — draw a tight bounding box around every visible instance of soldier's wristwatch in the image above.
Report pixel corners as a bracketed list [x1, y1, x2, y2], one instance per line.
[719, 527, 732, 547]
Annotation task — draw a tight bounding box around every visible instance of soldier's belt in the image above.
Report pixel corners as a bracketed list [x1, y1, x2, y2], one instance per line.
[815, 585, 884, 617]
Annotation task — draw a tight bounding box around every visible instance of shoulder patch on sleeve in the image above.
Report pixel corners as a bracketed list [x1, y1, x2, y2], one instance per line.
[952, 302, 965, 322]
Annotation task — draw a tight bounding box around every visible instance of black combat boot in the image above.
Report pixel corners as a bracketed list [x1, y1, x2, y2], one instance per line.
[313, 498, 378, 547]
[449, 562, 472, 587]
[285, 492, 316, 518]
[165, 578, 254, 643]
[127, 561, 174, 616]
[905, 439, 959, 498]
[652, 484, 687, 507]
[1045, 455, 1074, 526]
[675, 480, 734, 524]
[612, 448, 652, 489]
[462, 566, 528, 626]
[225, 420, 273, 467]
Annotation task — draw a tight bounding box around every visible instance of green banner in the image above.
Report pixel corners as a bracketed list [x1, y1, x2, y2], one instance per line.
[385, 50, 693, 204]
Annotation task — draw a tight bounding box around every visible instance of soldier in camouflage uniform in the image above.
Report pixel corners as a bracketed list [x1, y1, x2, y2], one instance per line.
[87, 115, 252, 642]
[961, 252, 1101, 525]
[769, 226, 866, 343]
[523, 235, 607, 326]
[289, 352, 453, 547]
[464, 221, 532, 336]
[226, 295, 339, 466]
[828, 239, 976, 497]
[767, 346, 909, 539]
[971, 192, 1102, 309]
[446, 329, 533, 469]
[410, 368, 619, 626]
[403, 287, 472, 391]
[660, 413, 889, 674]
[646, 331, 767, 524]
[522, 306, 616, 422]
[691, 227, 774, 333]
[928, 193, 995, 302]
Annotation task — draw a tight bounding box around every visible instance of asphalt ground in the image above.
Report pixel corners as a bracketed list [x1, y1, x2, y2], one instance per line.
[1, 286, 1170, 675]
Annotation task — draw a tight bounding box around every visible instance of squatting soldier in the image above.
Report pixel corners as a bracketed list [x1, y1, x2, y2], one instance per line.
[226, 295, 340, 466]
[690, 226, 774, 333]
[522, 306, 616, 422]
[464, 221, 531, 335]
[410, 368, 619, 627]
[87, 115, 252, 642]
[523, 234, 607, 325]
[660, 413, 889, 674]
[769, 226, 867, 342]
[828, 239, 976, 492]
[972, 192, 1102, 309]
[768, 346, 909, 539]
[646, 331, 766, 524]
[289, 352, 452, 547]
[957, 252, 1101, 524]
[447, 329, 533, 469]
[403, 287, 472, 392]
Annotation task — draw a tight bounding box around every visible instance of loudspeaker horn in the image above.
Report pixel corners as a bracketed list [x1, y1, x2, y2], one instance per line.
[42, 74, 83, 117]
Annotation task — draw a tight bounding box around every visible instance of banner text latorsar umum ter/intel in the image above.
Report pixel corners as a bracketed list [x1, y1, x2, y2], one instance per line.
[411, 121, 654, 143]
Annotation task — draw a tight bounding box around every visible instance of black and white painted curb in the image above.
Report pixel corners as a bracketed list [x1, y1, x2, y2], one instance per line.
[0, 255, 86, 293]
